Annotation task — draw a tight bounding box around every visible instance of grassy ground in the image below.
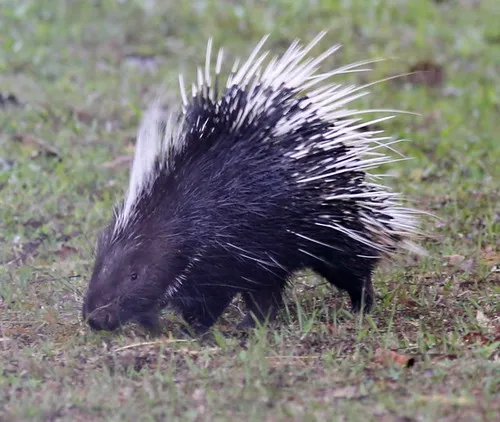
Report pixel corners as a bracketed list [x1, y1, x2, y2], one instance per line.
[1, 0, 499, 420]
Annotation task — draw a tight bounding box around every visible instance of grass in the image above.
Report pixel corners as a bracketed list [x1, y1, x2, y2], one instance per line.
[1, 0, 499, 420]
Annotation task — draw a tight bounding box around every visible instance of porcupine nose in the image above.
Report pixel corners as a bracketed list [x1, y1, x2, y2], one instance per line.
[86, 307, 119, 331]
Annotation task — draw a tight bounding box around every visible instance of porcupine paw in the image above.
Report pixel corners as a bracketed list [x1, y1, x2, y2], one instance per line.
[179, 322, 211, 338]
[179, 310, 214, 337]
[236, 290, 282, 330]
[236, 312, 277, 330]
[236, 313, 258, 330]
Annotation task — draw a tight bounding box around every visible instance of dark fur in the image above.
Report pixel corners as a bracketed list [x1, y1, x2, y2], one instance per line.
[82, 83, 385, 334]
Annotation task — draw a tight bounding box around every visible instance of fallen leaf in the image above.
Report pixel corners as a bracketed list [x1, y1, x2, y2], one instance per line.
[23, 218, 44, 229]
[72, 108, 96, 125]
[13, 133, 60, 158]
[476, 310, 495, 333]
[445, 254, 465, 266]
[463, 332, 489, 345]
[373, 348, 415, 367]
[44, 310, 60, 325]
[400, 297, 419, 309]
[55, 244, 78, 259]
[2, 326, 30, 336]
[330, 385, 358, 399]
[406, 60, 445, 87]
[481, 248, 500, 266]
[423, 110, 441, 125]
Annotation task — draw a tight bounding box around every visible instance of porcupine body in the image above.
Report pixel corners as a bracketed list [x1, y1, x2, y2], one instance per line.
[82, 32, 422, 333]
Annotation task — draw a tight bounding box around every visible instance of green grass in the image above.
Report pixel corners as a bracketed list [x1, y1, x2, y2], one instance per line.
[1, 0, 499, 420]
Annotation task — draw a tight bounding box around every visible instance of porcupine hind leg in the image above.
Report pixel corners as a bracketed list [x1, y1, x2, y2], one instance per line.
[236, 288, 284, 329]
[314, 263, 375, 313]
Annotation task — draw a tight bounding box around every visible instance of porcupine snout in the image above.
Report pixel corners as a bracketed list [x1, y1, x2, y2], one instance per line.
[82, 297, 121, 331]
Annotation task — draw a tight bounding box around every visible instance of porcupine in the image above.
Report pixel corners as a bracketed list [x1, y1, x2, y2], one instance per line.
[82, 32, 423, 334]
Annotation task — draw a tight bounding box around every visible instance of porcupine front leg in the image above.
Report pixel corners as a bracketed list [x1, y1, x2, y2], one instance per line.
[347, 273, 374, 312]
[236, 288, 284, 329]
[314, 264, 375, 312]
[177, 290, 236, 335]
[135, 312, 161, 333]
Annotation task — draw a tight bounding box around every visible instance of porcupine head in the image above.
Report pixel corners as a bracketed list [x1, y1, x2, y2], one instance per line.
[82, 32, 423, 332]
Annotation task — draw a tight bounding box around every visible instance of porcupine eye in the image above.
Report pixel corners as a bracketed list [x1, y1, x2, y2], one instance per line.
[130, 272, 138, 281]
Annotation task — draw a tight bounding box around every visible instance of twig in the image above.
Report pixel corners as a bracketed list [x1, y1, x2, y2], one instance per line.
[113, 339, 195, 353]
